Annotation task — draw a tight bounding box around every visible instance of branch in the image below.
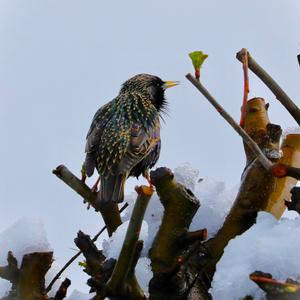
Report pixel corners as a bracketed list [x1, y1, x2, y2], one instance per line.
[148, 167, 201, 300]
[236, 49, 300, 125]
[266, 134, 300, 218]
[186, 73, 272, 171]
[250, 271, 300, 299]
[51, 278, 71, 300]
[272, 163, 300, 180]
[106, 185, 153, 299]
[18, 252, 53, 299]
[53, 165, 122, 236]
[53, 165, 97, 206]
[0, 251, 19, 292]
[240, 48, 250, 127]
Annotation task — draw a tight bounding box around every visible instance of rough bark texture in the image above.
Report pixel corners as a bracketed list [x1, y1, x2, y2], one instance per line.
[0, 251, 70, 300]
[266, 134, 300, 218]
[200, 98, 281, 284]
[148, 167, 204, 300]
[53, 165, 122, 236]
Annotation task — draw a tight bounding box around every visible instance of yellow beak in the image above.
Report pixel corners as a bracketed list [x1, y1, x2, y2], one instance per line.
[163, 80, 180, 89]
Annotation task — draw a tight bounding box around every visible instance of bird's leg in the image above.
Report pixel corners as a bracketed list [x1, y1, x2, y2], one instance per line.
[91, 176, 101, 193]
[143, 170, 154, 191]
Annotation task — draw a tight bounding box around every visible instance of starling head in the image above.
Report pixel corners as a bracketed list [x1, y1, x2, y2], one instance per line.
[120, 74, 179, 112]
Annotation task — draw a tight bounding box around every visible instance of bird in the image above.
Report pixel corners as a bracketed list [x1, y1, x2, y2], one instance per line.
[83, 73, 179, 204]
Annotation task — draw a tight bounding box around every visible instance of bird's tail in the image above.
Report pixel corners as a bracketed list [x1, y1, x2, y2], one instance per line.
[99, 173, 127, 204]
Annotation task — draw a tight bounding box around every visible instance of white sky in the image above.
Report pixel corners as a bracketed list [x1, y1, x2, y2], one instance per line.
[1, 0, 300, 293]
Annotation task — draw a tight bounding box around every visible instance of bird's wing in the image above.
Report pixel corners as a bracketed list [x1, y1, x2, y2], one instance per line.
[85, 101, 113, 153]
[129, 132, 161, 178]
[84, 100, 116, 176]
[114, 119, 160, 175]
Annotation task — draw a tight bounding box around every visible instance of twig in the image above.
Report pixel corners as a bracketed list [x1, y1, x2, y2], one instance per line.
[186, 73, 272, 171]
[240, 48, 249, 127]
[106, 186, 153, 294]
[236, 49, 300, 125]
[46, 202, 128, 292]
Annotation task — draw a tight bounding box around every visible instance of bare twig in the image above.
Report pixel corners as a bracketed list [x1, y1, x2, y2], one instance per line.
[236, 49, 300, 125]
[240, 48, 250, 127]
[186, 73, 272, 171]
[46, 202, 128, 292]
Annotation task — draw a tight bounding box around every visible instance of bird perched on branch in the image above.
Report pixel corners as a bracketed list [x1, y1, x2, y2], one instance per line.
[83, 74, 179, 204]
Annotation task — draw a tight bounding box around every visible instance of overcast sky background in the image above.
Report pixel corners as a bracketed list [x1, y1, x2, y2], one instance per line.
[1, 0, 300, 293]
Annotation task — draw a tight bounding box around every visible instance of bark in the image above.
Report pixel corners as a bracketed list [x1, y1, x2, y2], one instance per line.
[53, 165, 122, 236]
[148, 167, 203, 300]
[0, 251, 71, 300]
[266, 134, 300, 218]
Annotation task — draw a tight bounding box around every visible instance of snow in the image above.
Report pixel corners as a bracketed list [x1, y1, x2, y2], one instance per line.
[0, 218, 61, 297]
[66, 289, 90, 300]
[102, 220, 148, 259]
[135, 257, 152, 295]
[211, 212, 300, 300]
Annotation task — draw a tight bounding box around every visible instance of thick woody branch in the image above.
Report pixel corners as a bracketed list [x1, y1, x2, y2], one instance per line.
[18, 252, 53, 299]
[148, 167, 201, 300]
[236, 49, 300, 125]
[186, 73, 272, 171]
[52, 165, 122, 236]
[0, 251, 71, 300]
[106, 185, 153, 299]
[266, 134, 300, 218]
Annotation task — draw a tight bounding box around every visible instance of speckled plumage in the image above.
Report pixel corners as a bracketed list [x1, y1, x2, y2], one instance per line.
[84, 74, 168, 204]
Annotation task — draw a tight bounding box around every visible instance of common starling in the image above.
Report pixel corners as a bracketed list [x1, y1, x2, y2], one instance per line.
[84, 74, 179, 204]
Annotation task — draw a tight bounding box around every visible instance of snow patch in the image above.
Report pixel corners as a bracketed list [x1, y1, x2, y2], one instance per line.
[211, 212, 300, 300]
